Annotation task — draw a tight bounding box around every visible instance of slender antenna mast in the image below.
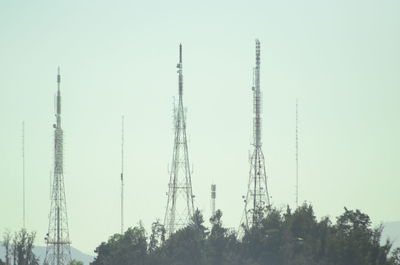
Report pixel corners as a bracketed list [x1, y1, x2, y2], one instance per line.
[44, 67, 72, 265]
[240, 39, 270, 231]
[164, 44, 195, 236]
[295, 99, 299, 208]
[22, 121, 26, 228]
[121, 115, 124, 234]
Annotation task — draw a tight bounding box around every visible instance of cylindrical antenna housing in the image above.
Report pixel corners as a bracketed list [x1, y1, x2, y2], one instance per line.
[211, 184, 216, 216]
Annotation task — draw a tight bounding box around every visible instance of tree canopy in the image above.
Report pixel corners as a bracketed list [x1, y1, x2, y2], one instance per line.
[90, 204, 400, 265]
[1, 229, 39, 265]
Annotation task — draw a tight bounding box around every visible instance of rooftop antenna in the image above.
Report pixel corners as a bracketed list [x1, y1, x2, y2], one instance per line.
[164, 44, 196, 236]
[22, 121, 26, 229]
[295, 99, 299, 208]
[240, 39, 270, 231]
[121, 115, 124, 234]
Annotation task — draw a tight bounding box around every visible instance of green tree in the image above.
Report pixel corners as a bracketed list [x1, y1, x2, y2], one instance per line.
[161, 209, 208, 265]
[148, 220, 165, 253]
[326, 208, 393, 265]
[2, 230, 12, 265]
[390, 248, 400, 265]
[12, 229, 39, 265]
[207, 210, 240, 265]
[4, 229, 39, 265]
[280, 204, 321, 265]
[90, 204, 398, 265]
[241, 207, 283, 265]
[92, 225, 148, 265]
[68, 260, 84, 265]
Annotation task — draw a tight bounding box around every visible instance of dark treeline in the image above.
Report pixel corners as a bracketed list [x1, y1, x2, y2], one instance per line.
[91, 204, 400, 265]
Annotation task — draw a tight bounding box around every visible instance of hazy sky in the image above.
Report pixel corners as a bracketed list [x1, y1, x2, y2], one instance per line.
[1, 0, 399, 255]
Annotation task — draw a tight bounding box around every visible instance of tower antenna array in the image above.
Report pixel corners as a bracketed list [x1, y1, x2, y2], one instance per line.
[241, 39, 270, 229]
[44, 67, 72, 265]
[164, 44, 195, 236]
[121, 115, 124, 234]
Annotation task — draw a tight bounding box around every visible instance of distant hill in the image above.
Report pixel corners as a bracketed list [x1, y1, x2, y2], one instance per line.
[0, 244, 93, 265]
[382, 221, 400, 249]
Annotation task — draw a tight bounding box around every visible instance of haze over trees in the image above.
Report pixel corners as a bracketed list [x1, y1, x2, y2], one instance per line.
[2, 205, 399, 265]
[91, 204, 400, 265]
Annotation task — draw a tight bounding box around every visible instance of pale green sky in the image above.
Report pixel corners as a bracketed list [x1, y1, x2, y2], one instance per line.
[0, 0, 399, 255]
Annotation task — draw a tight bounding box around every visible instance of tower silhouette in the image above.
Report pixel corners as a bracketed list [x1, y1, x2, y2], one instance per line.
[241, 40, 270, 229]
[44, 68, 71, 265]
[164, 44, 195, 236]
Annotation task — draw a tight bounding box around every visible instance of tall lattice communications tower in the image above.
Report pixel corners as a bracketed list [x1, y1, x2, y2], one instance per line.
[241, 40, 270, 230]
[44, 68, 71, 265]
[164, 44, 195, 236]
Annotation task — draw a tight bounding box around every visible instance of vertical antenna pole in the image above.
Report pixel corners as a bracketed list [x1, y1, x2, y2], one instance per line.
[22, 121, 26, 229]
[296, 99, 299, 208]
[179, 44, 182, 64]
[57, 67, 61, 115]
[121, 115, 124, 234]
[56, 68, 61, 265]
[178, 44, 183, 97]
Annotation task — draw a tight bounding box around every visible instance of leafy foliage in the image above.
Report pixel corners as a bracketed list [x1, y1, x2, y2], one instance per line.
[1, 229, 39, 265]
[91, 205, 398, 265]
[93, 225, 147, 265]
[68, 260, 84, 265]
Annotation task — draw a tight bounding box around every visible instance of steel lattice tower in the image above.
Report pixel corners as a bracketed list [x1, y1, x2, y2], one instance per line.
[44, 68, 71, 265]
[241, 40, 270, 229]
[164, 44, 195, 236]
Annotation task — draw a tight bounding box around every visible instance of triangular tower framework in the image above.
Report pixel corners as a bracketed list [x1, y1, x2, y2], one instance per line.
[44, 68, 72, 265]
[164, 44, 195, 236]
[241, 40, 270, 230]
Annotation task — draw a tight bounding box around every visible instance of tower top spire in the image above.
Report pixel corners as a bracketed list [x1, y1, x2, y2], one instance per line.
[253, 39, 262, 148]
[57, 67, 61, 88]
[179, 43, 182, 64]
[56, 67, 62, 127]
[255, 39, 260, 70]
[177, 44, 183, 97]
